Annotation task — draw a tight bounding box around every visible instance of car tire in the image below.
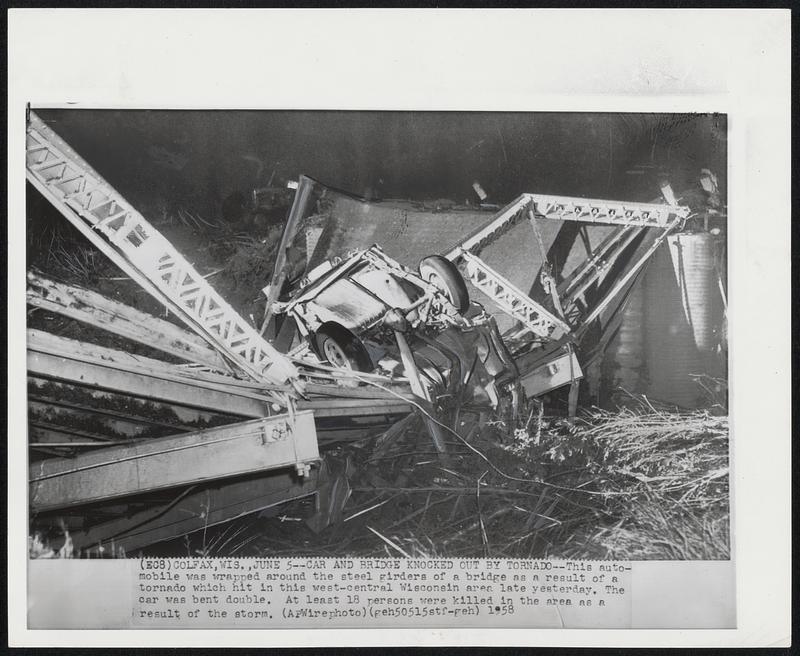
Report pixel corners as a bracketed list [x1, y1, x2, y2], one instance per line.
[418, 255, 470, 313]
[314, 323, 373, 372]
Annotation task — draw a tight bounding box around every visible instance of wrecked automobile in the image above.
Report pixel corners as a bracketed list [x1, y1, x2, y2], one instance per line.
[271, 243, 519, 410]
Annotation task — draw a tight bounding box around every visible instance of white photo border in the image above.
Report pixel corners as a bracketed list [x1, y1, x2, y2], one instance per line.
[8, 8, 791, 648]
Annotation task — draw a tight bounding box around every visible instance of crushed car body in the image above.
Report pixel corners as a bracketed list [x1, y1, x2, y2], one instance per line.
[262, 175, 692, 425]
[26, 109, 710, 555]
[272, 243, 519, 411]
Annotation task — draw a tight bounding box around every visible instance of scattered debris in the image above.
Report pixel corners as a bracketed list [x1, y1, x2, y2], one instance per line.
[25, 111, 728, 558]
[200, 394, 728, 561]
[472, 181, 488, 201]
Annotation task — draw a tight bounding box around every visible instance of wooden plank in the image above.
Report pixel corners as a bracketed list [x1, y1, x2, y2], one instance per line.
[29, 411, 319, 512]
[65, 468, 321, 553]
[27, 272, 231, 372]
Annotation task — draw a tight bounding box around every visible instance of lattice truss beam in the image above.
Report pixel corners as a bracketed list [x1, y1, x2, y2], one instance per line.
[26, 112, 300, 390]
[526, 193, 689, 228]
[460, 251, 569, 340]
[445, 193, 688, 341]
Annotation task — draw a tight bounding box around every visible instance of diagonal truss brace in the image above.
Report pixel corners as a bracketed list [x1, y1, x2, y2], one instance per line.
[576, 216, 683, 334]
[26, 111, 300, 390]
[445, 197, 570, 340]
[444, 192, 688, 341]
[446, 193, 688, 260]
[26, 271, 232, 373]
[458, 250, 570, 340]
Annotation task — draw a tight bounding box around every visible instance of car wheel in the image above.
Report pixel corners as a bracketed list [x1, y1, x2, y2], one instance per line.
[314, 323, 373, 372]
[418, 255, 470, 313]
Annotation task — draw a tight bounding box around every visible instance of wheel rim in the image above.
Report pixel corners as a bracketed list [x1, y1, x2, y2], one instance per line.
[322, 338, 351, 369]
[425, 270, 454, 303]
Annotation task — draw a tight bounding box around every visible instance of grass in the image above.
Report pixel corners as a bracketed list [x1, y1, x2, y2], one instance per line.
[29, 390, 729, 562]
[48, 243, 101, 283]
[502, 397, 730, 560]
[538, 399, 729, 560]
[233, 393, 729, 561]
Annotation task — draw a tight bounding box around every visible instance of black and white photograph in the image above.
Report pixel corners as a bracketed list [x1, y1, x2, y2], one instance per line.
[26, 109, 730, 562]
[9, 8, 790, 646]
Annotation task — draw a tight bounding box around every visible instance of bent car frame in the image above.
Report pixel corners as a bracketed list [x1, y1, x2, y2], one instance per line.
[272, 244, 520, 410]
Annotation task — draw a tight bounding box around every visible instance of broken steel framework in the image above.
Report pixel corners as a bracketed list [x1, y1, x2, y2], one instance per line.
[27, 271, 232, 373]
[29, 411, 319, 513]
[26, 113, 410, 543]
[26, 111, 299, 392]
[65, 467, 322, 554]
[443, 193, 689, 343]
[27, 329, 411, 442]
[26, 112, 421, 550]
[25, 109, 694, 552]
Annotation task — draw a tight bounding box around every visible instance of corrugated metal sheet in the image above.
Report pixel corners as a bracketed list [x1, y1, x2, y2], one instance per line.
[599, 235, 727, 409]
[602, 278, 646, 394]
[307, 187, 728, 409]
[311, 193, 562, 287]
[308, 192, 564, 331]
[310, 195, 491, 269]
[642, 243, 707, 407]
[667, 232, 725, 354]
